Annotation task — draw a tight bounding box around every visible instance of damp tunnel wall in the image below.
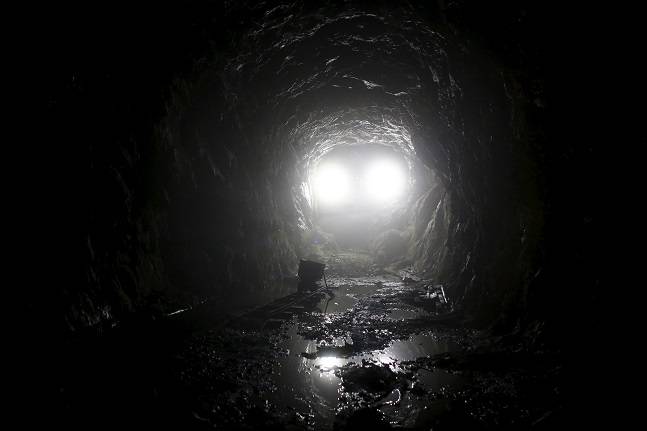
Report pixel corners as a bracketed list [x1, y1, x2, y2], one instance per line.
[68, 1, 577, 340]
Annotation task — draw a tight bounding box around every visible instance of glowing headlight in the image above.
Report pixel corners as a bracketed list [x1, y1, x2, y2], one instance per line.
[364, 159, 406, 202]
[313, 163, 351, 206]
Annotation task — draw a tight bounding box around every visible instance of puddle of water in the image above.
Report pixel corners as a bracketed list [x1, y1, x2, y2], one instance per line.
[316, 277, 401, 314]
[315, 355, 345, 370]
[269, 319, 460, 428]
[316, 291, 357, 314]
[376, 332, 460, 362]
[271, 323, 345, 428]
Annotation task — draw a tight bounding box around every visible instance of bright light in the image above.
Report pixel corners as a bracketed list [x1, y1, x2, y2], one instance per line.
[312, 163, 351, 206]
[315, 356, 344, 371]
[364, 159, 406, 203]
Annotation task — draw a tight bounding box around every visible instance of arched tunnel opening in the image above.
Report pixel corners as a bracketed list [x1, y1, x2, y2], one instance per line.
[307, 144, 414, 253]
[36, 1, 611, 428]
[300, 116, 425, 257]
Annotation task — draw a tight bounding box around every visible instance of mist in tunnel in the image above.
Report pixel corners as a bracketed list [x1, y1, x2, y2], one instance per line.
[34, 0, 615, 428]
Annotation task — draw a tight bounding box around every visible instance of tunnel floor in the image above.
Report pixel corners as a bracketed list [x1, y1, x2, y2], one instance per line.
[60, 253, 562, 430]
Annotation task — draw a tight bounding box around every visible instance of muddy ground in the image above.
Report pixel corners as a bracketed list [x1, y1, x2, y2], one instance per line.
[56, 252, 562, 429]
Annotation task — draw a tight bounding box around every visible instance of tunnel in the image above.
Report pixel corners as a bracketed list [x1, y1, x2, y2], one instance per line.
[35, 1, 610, 429]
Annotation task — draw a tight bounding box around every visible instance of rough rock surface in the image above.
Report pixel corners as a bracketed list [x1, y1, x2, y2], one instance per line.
[69, 1, 557, 334]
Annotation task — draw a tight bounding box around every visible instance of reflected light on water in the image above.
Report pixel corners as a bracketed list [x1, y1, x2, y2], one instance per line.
[374, 353, 396, 366]
[315, 356, 345, 371]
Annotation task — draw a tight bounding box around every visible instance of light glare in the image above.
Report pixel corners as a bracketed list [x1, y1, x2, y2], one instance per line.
[313, 163, 351, 206]
[364, 160, 406, 202]
[315, 356, 344, 371]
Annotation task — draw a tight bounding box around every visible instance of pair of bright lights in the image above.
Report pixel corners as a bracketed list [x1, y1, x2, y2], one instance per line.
[312, 160, 406, 206]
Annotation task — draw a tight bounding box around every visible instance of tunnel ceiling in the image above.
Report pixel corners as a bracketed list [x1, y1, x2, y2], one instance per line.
[289, 108, 415, 177]
[219, 1, 464, 182]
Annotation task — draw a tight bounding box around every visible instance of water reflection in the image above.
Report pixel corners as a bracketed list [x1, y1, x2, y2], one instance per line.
[383, 332, 458, 361]
[315, 278, 390, 314]
[271, 324, 344, 429]
[315, 356, 345, 371]
[272, 325, 461, 429]
[346, 332, 459, 369]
